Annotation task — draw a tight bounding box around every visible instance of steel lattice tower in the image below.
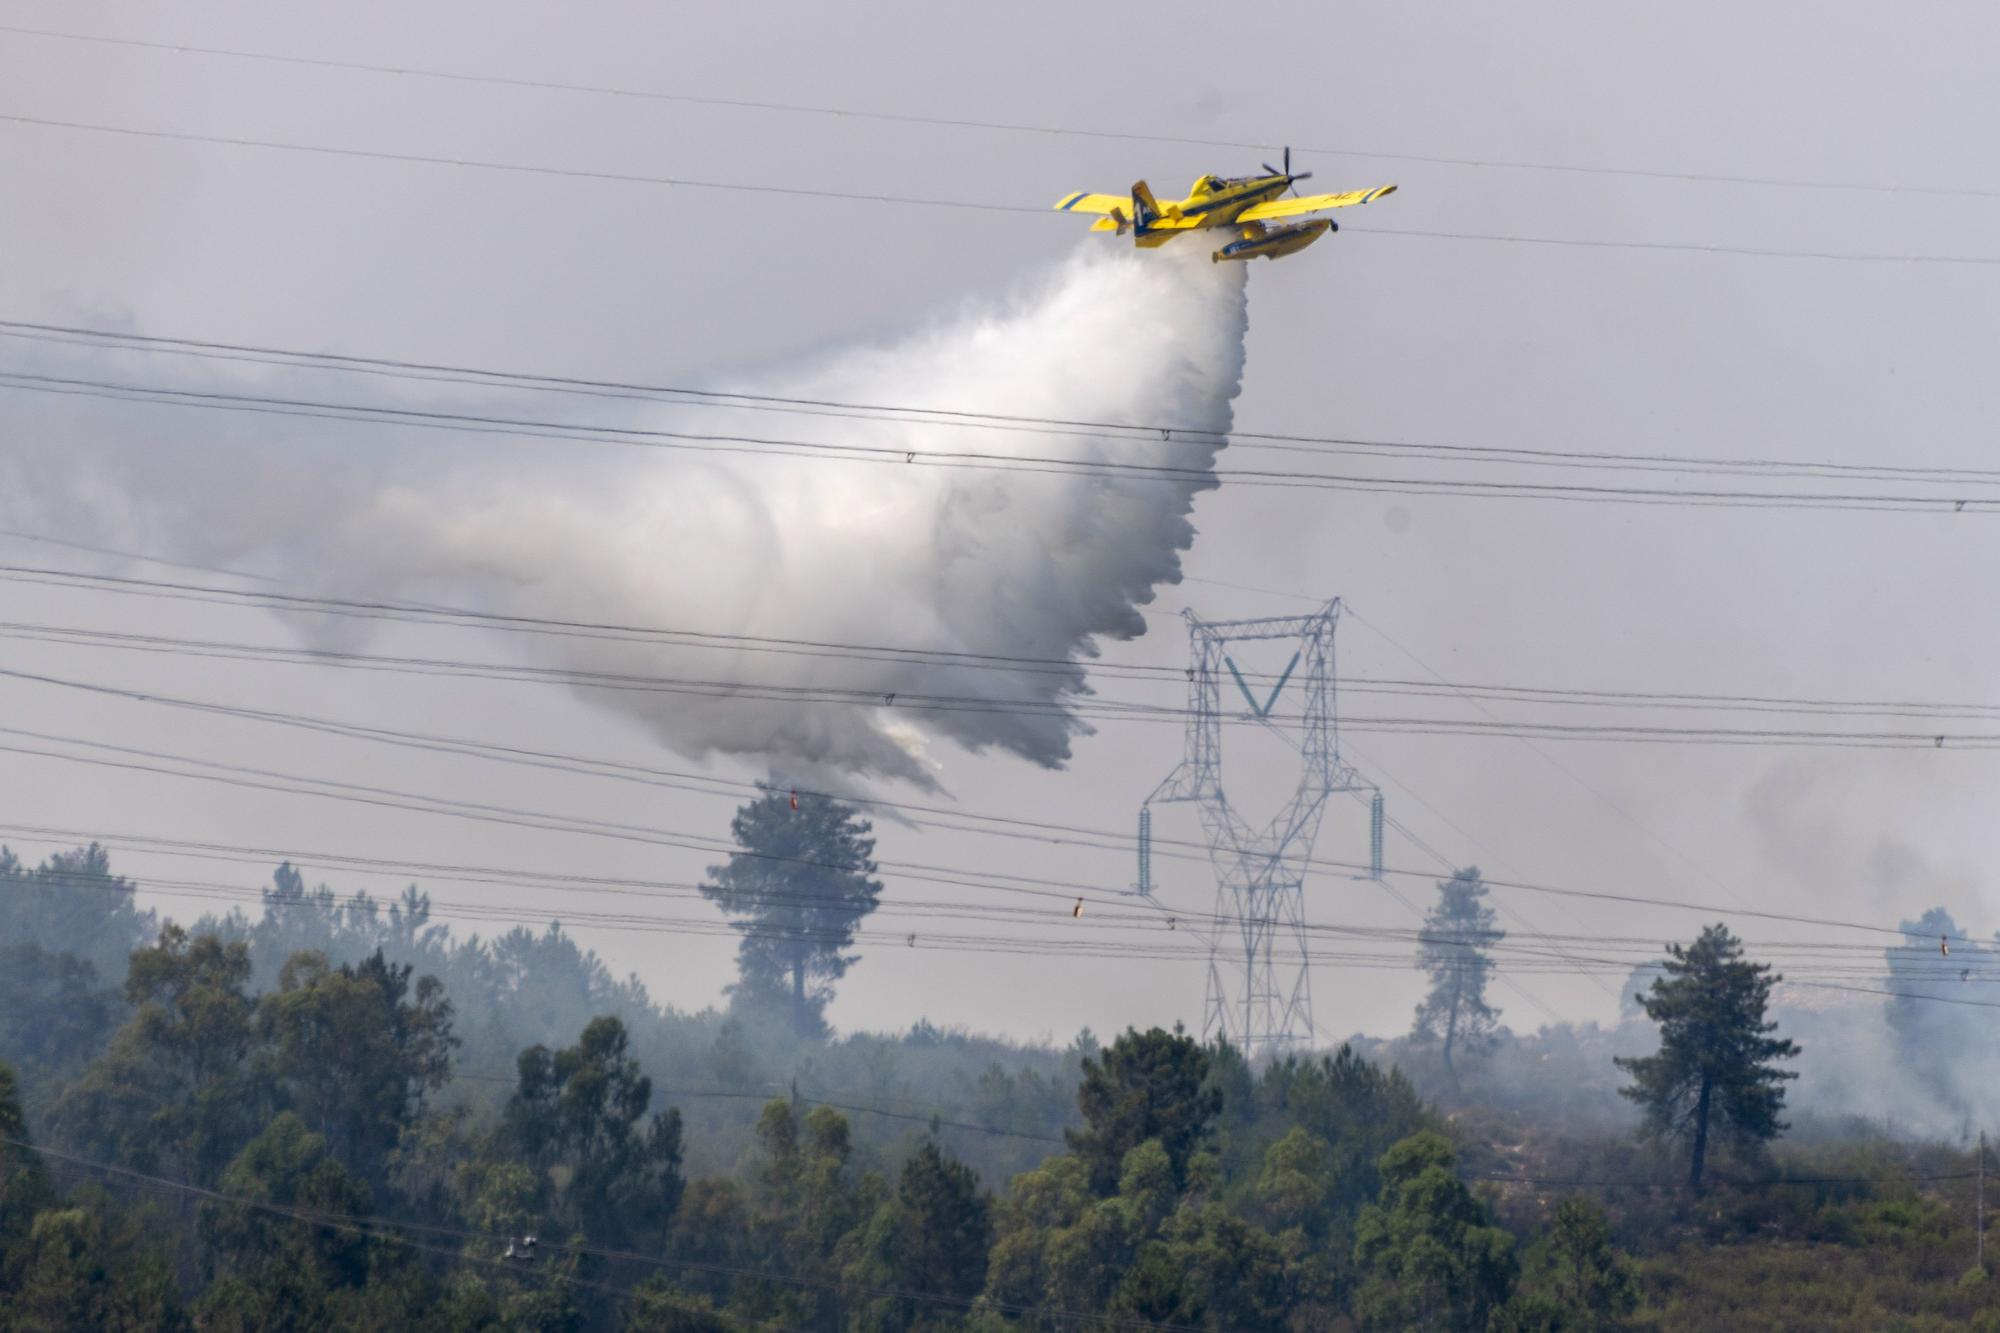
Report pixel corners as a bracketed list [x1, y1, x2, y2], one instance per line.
[1139, 599, 1380, 1060]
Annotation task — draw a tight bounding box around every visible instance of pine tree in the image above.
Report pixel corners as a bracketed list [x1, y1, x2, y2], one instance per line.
[1066, 1026, 1221, 1195]
[1412, 868, 1504, 1086]
[700, 786, 883, 1038]
[1615, 923, 1800, 1190]
[889, 1141, 991, 1314]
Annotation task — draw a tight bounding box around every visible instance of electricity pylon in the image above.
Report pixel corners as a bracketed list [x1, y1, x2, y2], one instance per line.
[1138, 599, 1381, 1061]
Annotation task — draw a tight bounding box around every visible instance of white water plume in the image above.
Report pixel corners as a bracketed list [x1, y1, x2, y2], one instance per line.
[1, 245, 1250, 786]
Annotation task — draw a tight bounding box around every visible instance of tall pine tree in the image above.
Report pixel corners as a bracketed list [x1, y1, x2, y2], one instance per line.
[700, 785, 882, 1038]
[1615, 923, 1800, 1190]
[1411, 868, 1504, 1086]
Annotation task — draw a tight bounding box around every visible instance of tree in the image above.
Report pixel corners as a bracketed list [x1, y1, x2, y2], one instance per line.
[1510, 1196, 1636, 1330]
[745, 1100, 874, 1328]
[256, 949, 456, 1185]
[890, 1142, 992, 1313]
[0, 946, 117, 1110]
[664, 1178, 753, 1311]
[624, 1277, 734, 1332]
[0, 844, 155, 985]
[241, 866, 454, 986]
[196, 1112, 376, 1320]
[981, 1151, 1105, 1316]
[700, 786, 882, 1038]
[506, 1016, 684, 1250]
[463, 922, 650, 1054]
[1412, 867, 1504, 1086]
[1615, 923, 1799, 1190]
[1352, 1132, 1517, 1332]
[50, 926, 258, 1184]
[1255, 1126, 1337, 1238]
[2, 1205, 187, 1332]
[0, 1062, 53, 1254]
[1066, 1026, 1221, 1195]
[0, 1085, 172, 1330]
[1117, 1199, 1290, 1331]
[1215, 1045, 1433, 1233]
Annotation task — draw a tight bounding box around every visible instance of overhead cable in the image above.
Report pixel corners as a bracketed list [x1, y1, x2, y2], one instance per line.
[2, 24, 1996, 203]
[4, 111, 2000, 266]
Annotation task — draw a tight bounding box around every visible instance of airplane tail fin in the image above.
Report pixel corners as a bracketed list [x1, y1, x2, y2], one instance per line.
[1130, 181, 1162, 233]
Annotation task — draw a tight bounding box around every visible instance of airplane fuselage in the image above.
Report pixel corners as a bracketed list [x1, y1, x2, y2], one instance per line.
[1159, 174, 1291, 228]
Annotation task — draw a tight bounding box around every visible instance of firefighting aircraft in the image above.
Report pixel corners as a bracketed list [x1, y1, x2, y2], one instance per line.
[1053, 148, 1396, 263]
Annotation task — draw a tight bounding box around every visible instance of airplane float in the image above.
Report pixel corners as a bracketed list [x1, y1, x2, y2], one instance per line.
[1053, 148, 1396, 263]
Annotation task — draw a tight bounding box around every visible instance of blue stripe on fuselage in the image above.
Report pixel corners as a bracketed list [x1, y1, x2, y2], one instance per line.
[1187, 179, 1287, 218]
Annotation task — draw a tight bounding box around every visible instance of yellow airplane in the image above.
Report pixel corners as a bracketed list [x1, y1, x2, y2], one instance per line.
[1054, 148, 1396, 263]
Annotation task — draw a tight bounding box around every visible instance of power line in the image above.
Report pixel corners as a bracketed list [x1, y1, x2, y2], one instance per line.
[14, 815, 1986, 969]
[20, 855, 2000, 1003]
[9, 615, 2000, 749]
[0, 521, 283, 583]
[0, 561, 1156, 678]
[12, 561, 2000, 756]
[3, 632, 1984, 948]
[1234, 586, 1850, 986]
[1345, 774, 1589, 1025]
[0, 710, 1987, 953]
[0, 817, 1738, 974]
[2, 614, 1992, 955]
[0, 664, 1228, 872]
[9, 681, 1994, 1008]
[0, 724, 1145, 907]
[0, 597, 1988, 952]
[4, 22, 1996, 202]
[13, 368, 2000, 514]
[1344, 601, 1772, 931]
[12, 317, 2000, 491]
[18, 560, 2000, 728]
[6, 110, 2000, 267]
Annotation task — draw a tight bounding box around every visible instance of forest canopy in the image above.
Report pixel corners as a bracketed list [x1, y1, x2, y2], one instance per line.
[2, 839, 1997, 1331]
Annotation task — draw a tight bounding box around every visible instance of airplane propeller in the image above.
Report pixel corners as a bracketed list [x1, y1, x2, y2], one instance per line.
[1260, 146, 1311, 195]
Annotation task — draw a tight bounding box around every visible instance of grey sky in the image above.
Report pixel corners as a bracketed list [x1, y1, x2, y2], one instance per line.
[2, 0, 1997, 1046]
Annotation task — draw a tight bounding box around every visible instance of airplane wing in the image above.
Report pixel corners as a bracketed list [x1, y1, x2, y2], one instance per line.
[1053, 192, 1129, 214]
[1236, 185, 1398, 222]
